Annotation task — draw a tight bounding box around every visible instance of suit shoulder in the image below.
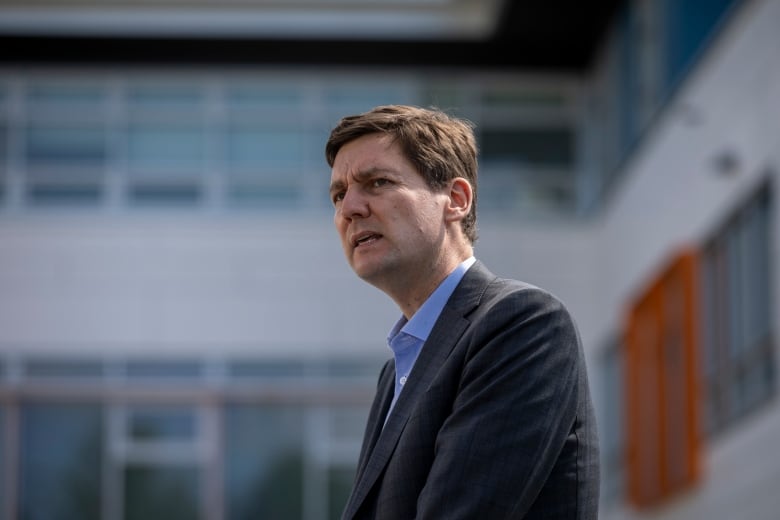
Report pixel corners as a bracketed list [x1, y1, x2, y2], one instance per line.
[485, 277, 569, 312]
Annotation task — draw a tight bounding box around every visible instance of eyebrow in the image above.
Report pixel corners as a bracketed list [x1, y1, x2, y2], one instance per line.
[329, 179, 346, 197]
[329, 167, 392, 196]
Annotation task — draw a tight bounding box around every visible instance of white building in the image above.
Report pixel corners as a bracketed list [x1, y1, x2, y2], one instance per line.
[0, 0, 776, 519]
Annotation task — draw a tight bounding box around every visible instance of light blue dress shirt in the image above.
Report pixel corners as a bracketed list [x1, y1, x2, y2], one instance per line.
[385, 256, 476, 419]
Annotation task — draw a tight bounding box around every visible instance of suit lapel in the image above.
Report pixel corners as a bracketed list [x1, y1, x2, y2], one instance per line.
[352, 361, 394, 484]
[343, 262, 495, 519]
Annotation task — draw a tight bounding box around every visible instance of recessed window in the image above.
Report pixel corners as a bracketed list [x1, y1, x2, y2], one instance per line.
[20, 403, 103, 520]
[701, 181, 775, 435]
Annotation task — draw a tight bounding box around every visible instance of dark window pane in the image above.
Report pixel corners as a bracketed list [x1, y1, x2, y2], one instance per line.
[20, 403, 102, 520]
[127, 124, 205, 172]
[25, 359, 104, 379]
[124, 465, 199, 520]
[127, 85, 203, 111]
[125, 360, 203, 380]
[700, 181, 775, 434]
[225, 405, 304, 520]
[27, 84, 105, 110]
[227, 183, 301, 208]
[26, 183, 102, 206]
[328, 466, 355, 520]
[228, 360, 306, 380]
[128, 184, 202, 206]
[128, 406, 197, 441]
[26, 125, 106, 168]
[480, 127, 573, 166]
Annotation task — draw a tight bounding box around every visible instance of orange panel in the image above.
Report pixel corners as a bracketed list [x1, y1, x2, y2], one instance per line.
[624, 249, 702, 508]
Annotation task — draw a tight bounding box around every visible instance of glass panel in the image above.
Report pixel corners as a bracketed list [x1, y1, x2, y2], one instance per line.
[663, 0, 738, 91]
[0, 123, 6, 164]
[480, 127, 573, 167]
[227, 182, 301, 208]
[226, 86, 302, 111]
[125, 360, 203, 380]
[26, 183, 102, 206]
[128, 184, 202, 206]
[743, 194, 771, 345]
[726, 219, 743, 360]
[27, 83, 105, 112]
[127, 124, 205, 172]
[328, 406, 369, 440]
[20, 403, 102, 520]
[328, 466, 355, 520]
[701, 182, 775, 435]
[25, 359, 104, 379]
[124, 464, 199, 520]
[127, 85, 203, 112]
[303, 126, 333, 163]
[419, 84, 463, 110]
[225, 405, 304, 520]
[128, 405, 197, 442]
[482, 88, 567, 108]
[325, 359, 382, 379]
[228, 359, 305, 380]
[25, 124, 106, 168]
[227, 126, 303, 170]
[325, 85, 409, 115]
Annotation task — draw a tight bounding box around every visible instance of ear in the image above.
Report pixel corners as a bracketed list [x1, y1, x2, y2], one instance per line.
[444, 177, 473, 223]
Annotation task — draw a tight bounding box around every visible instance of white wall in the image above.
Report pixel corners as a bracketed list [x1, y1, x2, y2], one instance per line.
[0, 213, 599, 362]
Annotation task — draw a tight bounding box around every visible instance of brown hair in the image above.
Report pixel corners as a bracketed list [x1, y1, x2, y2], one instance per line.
[325, 104, 478, 243]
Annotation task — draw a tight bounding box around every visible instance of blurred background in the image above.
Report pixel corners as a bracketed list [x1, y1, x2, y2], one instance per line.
[0, 0, 777, 518]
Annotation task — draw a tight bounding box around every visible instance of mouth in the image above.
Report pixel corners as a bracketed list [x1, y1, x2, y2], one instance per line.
[352, 232, 382, 249]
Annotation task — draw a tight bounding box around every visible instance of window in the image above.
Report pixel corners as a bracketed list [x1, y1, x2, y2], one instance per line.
[1, 355, 376, 520]
[224, 405, 305, 520]
[0, 72, 587, 215]
[125, 84, 207, 207]
[20, 403, 103, 520]
[225, 124, 305, 207]
[662, 0, 741, 93]
[115, 403, 205, 520]
[23, 83, 107, 206]
[480, 127, 573, 167]
[701, 181, 775, 435]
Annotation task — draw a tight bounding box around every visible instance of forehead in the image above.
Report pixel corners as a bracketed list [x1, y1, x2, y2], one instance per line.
[330, 133, 404, 176]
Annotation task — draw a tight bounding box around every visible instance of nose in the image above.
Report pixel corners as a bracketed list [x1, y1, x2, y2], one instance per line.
[339, 186, 370, 220]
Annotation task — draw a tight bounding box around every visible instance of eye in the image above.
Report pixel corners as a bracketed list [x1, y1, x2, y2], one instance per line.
[331, 191, 345, 205]
[371, 178, 390, 188]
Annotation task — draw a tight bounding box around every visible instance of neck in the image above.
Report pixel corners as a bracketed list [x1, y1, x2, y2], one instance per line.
[390, 251, 472, 319]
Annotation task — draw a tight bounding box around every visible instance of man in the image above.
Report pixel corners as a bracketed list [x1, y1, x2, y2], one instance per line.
[326, 105, 599, 519]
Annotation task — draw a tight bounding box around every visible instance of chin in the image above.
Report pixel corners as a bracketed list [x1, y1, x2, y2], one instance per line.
[352, 261, 384, 285]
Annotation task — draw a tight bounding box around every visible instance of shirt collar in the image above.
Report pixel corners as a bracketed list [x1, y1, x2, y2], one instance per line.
[388, 256, 476, 344]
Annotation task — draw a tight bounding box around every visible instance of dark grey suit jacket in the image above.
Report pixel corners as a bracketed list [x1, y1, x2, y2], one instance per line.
[341, 261, 600, 519]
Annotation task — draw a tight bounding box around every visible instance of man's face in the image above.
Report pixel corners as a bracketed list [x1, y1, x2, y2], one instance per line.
[329, 133, 450, 291]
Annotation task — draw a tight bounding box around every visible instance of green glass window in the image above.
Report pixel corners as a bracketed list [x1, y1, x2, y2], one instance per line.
[225, 405, 304, 520]
[124, 465, 199, 520]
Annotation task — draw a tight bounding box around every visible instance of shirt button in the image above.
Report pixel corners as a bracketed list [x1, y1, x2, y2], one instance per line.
[399, 376, 407, 385]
